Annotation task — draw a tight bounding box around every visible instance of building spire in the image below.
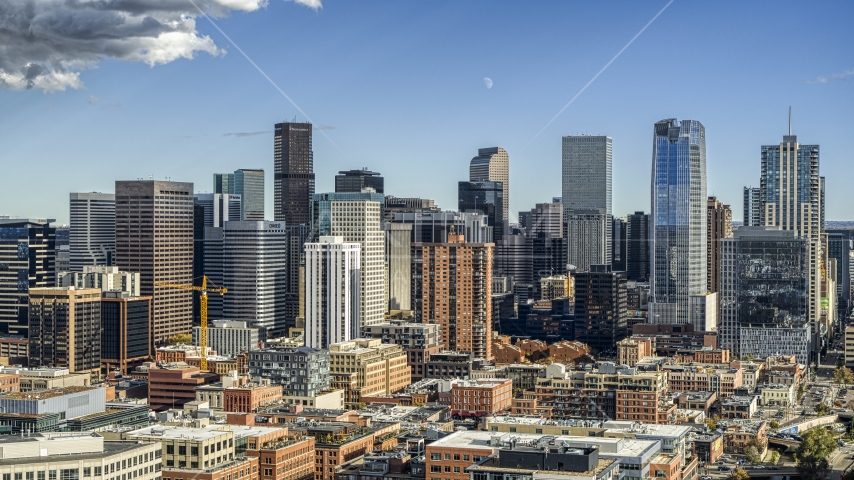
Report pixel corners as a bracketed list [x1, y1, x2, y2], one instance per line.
[789, 106, 792, 136]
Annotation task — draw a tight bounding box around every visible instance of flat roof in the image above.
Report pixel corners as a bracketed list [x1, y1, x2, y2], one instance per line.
[429, 431, 659, 457]
[0, 386, 97, 400]
[0, 440, 154, 466]
[127, 425, 232, 441]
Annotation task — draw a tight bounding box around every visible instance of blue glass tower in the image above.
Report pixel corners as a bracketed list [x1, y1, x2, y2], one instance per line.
[649, 119, 708, 328]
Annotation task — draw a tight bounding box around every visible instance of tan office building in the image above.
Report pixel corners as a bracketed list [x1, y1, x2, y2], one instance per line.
[329, 338, 410, 405]
[28, 287, 102, 374]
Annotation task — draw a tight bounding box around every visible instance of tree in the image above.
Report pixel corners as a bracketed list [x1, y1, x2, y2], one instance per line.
[746, 445, 762, 464]
[816, 403, 832, 416]
[833, 367, 854, 386]
[731, 467, 750, 480]
[796, 427, 837, 480]
[705, 414, 721, 430]
[835, 399, 844, 408]
[167, 333, 192, 345]
[847, 398, 854, 410]
[770, 451, 780, 465]
[770, 420, 780, 429]
[798, 384, 806, 403]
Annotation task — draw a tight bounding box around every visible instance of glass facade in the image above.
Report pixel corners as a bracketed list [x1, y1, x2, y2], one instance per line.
[561, 135, 613, 215]
[759, 136, 820, 239]
[458, 181, 504, 242]
[649, 119, 707, 327]
[0, 220, 56, 336]
[274, 122, 314, 226]
[234, 168, 265, 221]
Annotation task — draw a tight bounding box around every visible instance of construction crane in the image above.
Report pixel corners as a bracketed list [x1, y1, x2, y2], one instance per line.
[155, 275, 227, 371]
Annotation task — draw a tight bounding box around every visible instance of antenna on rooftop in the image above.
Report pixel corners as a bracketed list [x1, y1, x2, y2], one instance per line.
[788, 107, 792, 136]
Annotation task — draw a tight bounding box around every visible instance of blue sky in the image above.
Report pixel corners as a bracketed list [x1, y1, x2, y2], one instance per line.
[1, 1, 853, 224]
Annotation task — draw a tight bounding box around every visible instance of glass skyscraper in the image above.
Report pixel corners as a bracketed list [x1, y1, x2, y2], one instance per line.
[649, 119, 708, 328]
[234, 169, 265, 221]
[458, 181, 504, 243]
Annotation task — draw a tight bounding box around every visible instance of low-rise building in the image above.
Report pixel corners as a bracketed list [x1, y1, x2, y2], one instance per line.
[758, 383, 795, 407]
[617, 337, 654, 367]
[845, 326, 854, 369]
[0, 373, 19, 394]
[105, 424, 236, 470]
[0, 335, 28, 364]
[720, 395, 759, 419]
[468, 445, 618, 480]
[164, 456, 258, 480]
[247, 346, 331, 398]
[290, 420, 401, 480]
[0, 433, 161, 479]
[671, 391, 717, 414]
[691, 431, 723, 464]
[246, 435, 315, 480]
[194, 320, 262, 356]
[424, 351, 473, 379]
[719, 420, 768, 455]
[4, 367, 91, 392]
[148, 362, 220, 412]
[664, 364, 743, 398]
[224, 381, 283, 413]
[329, 338, 411, 405]
[450, 378, 513, 417]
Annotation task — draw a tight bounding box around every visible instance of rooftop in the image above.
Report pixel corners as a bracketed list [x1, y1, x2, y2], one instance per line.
[0, 385, 97, 400]
[429, 431, 660, 458]
[125, 425, 233, 441]
[469, 456, 617, 477]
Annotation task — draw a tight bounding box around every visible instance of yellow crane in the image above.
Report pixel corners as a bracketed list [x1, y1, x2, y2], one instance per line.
[155, 275, 227, 371]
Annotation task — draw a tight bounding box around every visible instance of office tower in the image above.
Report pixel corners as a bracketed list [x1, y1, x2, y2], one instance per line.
[759, 123, 822, 339]
[562, 135, 613, 272]
[115, 180, 194, 345]
[707, 196, 733, 296]
[194, 193, 240, 228]
[305, 236, 361, 349]
[391, 211, 492, 244]
[411, 232, 493, 359]
[222, 221, 288, 337]
[531, 232, 566, 299]
[386, 223, 412, 311]
[459, 181, 505, 242]
[335, 168, 384, 194]
[720, 227, 812, 362]
[573, 265, 627, 354]
[101, 291, 152, 374]
[312, 193, 386, 329]
[28, 286, 101, 373]
[820, 176, 826, 233]
[494, 234, 532, 286]
[274, 122, 314, 225]
[561, 135, 612, 215]
[565, 211, 610, 272]
[54, 226, 70, 275]
[743, 187, 761, 227]
[470, 147, 509, 231]
[69, 192, 115, 271]
[0, 218, 55, 336]
[626, 212, 650, 282]
[285, 224, 311, 320]
[827, 230, 851, 315]
[612, 217, 627, 272]
[213, 173, 235, 194]
[525, 202, 563, 238]
[58, 265, 140, 296]
[234, 168, 265, 221]
[329, 338, 411, 404]
[649, 119, 708, 328]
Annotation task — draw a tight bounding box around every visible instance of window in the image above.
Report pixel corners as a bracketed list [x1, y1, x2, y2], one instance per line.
[535, 429, 543, 434]
[444, 454, 450, 460]
[430, 454, 441, 461]
[454, 467, 460, 473]
[166, 445, 174, 454]
[430, 467, 441, 473]
[179, 446, 187, 455]
[444, 466, 451, 473]
[463, 455, 470, 461]
[191, 447, 199, 456]
[50, 472, 57, 480]
[84, 470, 91, 478]
[454, 454, 460, 461]
[39, 473, 46, 480]
[60, 471, 79, 480]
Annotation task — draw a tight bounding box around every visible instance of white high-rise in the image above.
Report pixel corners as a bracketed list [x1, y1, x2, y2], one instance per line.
[194, 193, 241, 228]
[69, 192, 115, 271]
[325, 198, 386, 328]
[305, 236, 360, 349]
[470, 147, 509, 228]
[562, 136, 612, 271]
[221, 221, 288, 337]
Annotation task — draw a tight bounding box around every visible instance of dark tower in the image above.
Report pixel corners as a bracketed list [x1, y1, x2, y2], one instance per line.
[274, 122, 314, 226]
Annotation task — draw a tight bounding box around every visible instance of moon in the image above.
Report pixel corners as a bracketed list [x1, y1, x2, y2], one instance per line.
[483, 77, 493, 89]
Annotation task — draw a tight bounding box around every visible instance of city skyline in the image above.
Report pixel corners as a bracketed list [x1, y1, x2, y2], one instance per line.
[1, 2, 853, 224]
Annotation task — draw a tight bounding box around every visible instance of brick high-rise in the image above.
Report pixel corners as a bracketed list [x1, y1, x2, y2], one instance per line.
[707, 196, 732, 295]
[411, 232, 493, 360]
[274, 122, 314, 226]
[115, 180, 194, 345]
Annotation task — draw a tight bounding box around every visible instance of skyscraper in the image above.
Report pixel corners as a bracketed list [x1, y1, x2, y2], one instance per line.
[759, 124, 822, 339]
[213, 173, 235, 194]
[234, 169, 265, 221]
[612, 217, 627, 272]
[222, 221, 288, 337]
[115, 180, 194, 345]
[649, 119, 708, 328]
[573, 265, 627, 354]
[386, 223, 412, 311]
[459, 181, 505, 242]
[411, 232, 493, 359]
[304, 236, 360, 349]
[69, 192, 115, 271]
[194, 193, 241, 228]
[626, 212, 650, 282]
[525, 202, 563, 238]
[0, 218, 55, 336]
[470, 147, 509, 230]
[707, 196, 733, 296]
[743, 187, 761, 226]
[312, 193, 386, 329]
[562, 135, 612, 215]
[719, 227, 812, 362]
[335, 169, 384, 194]
[562, 136, 613, 272]
[274, 122, 314, 226]
[28, 286, 102, 373]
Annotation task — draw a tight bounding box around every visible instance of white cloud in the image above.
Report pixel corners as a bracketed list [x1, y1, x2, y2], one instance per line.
[88, 95, 99, 104]
[0, 0, 317, 92]
[807, 69, 854, 84]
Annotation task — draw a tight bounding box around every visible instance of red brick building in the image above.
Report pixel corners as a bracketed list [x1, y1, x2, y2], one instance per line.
[224, 383, 283, 413]
[148, 363, 219, 411]
[450, 378, 512, 417]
